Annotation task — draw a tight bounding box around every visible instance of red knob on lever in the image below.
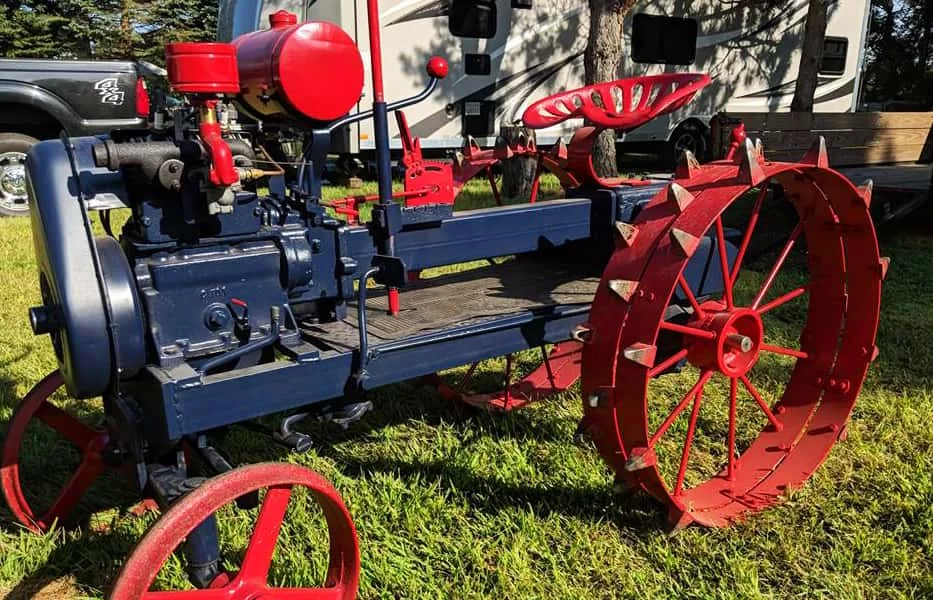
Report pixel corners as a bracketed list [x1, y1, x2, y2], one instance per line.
[426, 56, 449, 79]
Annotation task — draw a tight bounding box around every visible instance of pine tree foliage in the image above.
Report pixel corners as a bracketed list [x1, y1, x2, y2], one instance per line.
[0, 0, 217, 63]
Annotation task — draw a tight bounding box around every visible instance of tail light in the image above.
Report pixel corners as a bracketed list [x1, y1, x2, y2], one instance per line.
[135, 77, 151, 119]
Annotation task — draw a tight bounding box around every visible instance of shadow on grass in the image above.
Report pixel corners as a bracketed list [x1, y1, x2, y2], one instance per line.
[1, 526, 140, 599]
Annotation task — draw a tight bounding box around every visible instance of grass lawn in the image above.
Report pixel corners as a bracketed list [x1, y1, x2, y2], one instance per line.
[0, 177, 931, 599]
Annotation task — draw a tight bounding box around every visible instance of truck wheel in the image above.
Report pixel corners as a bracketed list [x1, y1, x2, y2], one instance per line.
[0, 133, 38, 217]
[668, 122, 709, 165]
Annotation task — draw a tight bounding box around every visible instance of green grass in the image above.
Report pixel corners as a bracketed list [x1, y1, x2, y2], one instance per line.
[0, 178, 931, 599]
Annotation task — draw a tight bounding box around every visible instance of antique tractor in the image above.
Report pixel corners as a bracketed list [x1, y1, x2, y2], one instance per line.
[1, 4, 884, 598]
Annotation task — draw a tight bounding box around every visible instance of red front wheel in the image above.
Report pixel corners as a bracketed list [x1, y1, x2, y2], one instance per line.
[110, 462, 360, 599]
[1, 370, 115, 532]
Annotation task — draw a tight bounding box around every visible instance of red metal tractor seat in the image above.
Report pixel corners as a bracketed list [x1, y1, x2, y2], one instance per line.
[522, 72, 711, 133]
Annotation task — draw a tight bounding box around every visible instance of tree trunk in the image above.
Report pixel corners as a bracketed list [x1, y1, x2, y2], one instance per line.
[791, 0, 829, 112]
[584, 0, 633, 177]
[120, 0, 134, 57]
[499, 125, 537, 199]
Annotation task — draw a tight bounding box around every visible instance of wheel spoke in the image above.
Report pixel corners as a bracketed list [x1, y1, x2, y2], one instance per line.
[238, 485, 293, 584]
[35, 403, 99, 449]
[729, 184, 768, 285]
[673, 382, 705, 496]
[659, 321, 716, 340]
[751, 221, 804, 310]
[650, 370, 712, 446]
[757, 287, 807, 315]
[677, 274, 706, 319]
[40, 457, 103, 528]
[648, 348, 689, 378]
[760, 343, 809, 360]
[727, 377, 737, 481]
[739, 376, 783, 431]
[715, 217, 734, 309]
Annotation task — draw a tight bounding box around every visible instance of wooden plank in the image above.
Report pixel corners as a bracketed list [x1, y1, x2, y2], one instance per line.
[753, 129, 931, 150]
[729, 111, 933, 132]
[763, 144, 928, 166]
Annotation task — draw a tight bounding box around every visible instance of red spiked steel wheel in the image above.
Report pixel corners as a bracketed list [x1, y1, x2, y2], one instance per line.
[1, 370, 115, 532]
[110, 462, 360, 599]
[582, 139, 884, 528]
[429, 342, 582, 411]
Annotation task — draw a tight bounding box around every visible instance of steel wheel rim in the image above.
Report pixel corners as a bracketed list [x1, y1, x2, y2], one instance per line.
[582, 152, 882, 527]
[0, 370, 112, 532]
[109, 462, 360, 600]
[0, 151, 29, 213]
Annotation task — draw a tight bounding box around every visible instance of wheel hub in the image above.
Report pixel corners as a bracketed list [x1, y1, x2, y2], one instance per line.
[686, 307, 763, 377]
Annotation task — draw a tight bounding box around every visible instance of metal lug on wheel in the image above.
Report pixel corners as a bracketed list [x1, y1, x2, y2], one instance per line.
[613, 221, 639, 247]
[674, 150, 700, 179]
[666, 507, 695, 536]
[623, 343, 657, 367]
[624, 447, 656, 472]
[879, 257, 891, 280]
[800, 136, 829, 168]
[608, 279, 639, 302]
[571, 323, 593, 343]
[669, 228, 700, 257]
[667, 182, 694, 213]
[858, 179, 873, 208]
[737, 138, 765, 185]
[587, 388, 611, 409]
[551, 138, 568, 160]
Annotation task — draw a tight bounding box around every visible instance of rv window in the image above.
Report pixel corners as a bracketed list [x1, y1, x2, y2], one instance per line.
[820, 37, 848, 76]
[449, 0, 498, 39]
[631, 13, 697, 65]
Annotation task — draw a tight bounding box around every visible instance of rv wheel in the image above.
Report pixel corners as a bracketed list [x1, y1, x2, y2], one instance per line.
[669, 122, 709, 164]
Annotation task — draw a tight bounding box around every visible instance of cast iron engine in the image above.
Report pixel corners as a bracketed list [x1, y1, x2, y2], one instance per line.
[26, 16, 370, 399]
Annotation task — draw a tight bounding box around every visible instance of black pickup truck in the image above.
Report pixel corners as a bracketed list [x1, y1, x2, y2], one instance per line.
[0, 58, 150, 215]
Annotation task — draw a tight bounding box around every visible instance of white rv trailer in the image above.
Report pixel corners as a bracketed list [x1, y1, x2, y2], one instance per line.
[219, 0, 872, 158]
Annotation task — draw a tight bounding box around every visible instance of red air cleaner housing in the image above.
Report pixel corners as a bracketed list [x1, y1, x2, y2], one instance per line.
[232, 12, 364, 123]
[165, 42, 240, 95]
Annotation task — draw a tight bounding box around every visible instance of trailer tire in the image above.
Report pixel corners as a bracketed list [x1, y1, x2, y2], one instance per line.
[668, 121, 709, 165]
[0, 132, 38, 216]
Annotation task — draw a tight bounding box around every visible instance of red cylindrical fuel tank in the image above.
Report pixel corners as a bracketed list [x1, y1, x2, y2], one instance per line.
[232, 12, 364, 123]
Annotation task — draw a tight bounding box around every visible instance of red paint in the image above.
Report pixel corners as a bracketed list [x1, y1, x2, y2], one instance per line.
[165, 43, 240, 95]
[198, 101, 239, 187]
[426, 56, 449, 79]
[269, 9, 298, 29]
[365, 0, 386, 102]
[0, 370, 111, 532]
[580, 157, 882, 527]
[429, 342, 583, 412]
[109, 463, 360, 599]
[233, 20, 363, 122]
[387, 287, 400, 315]
[396, 111, 455, 206]
[522, 73, 711, 132]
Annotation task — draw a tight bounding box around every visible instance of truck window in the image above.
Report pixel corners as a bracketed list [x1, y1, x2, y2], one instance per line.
[631, 13, 697, 66]
[820, 37, 848, 76]
[449, 0, 498, 39]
